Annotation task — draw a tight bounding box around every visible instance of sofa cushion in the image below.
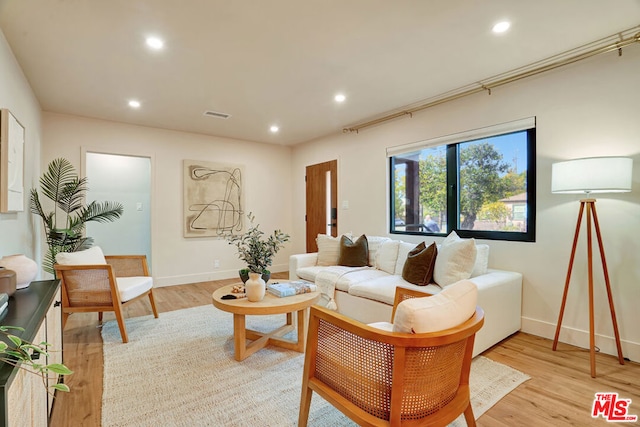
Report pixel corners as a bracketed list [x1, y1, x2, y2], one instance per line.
[116, 276, 153, 302]
[338, 235, 369, 267]
[366, 236, 392, 266]
[392, 279, 478, 333]
[375, 240, 400, 274]
[335, 268, 388, 292]
[316, 234, 350, 266]
[433, 231, 477, 287]
[402, 242, 437, 286]
[55, 246, 107, 265]
[348, 275, 441, 306]
[296, 265, 326, 282]
[471, 244, 490, 277]
[394, 242, 418, 276]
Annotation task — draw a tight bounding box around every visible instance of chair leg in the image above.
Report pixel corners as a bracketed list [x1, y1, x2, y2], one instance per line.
[113, 306, 129, 343]
[298, 383, 312, 427]
[148, 289, 159, 318]
[98, 312, 103, 323]
[463, 403, 476, 427]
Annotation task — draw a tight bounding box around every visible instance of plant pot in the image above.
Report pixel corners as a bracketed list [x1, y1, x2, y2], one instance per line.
[0, 254, 37, 289]
[245, 272, 266, 302]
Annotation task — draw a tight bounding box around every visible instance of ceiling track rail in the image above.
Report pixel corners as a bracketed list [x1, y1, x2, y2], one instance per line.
[343, 26, 640, 134]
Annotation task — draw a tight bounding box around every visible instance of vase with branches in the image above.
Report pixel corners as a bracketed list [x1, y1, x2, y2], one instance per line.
[29, 158, 124, 275]
[225, 213, 290, 281]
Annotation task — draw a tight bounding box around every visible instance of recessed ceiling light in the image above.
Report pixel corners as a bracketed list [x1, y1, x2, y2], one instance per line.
[270, 125, 279, 133]
[146, 36, 164, 50]
[128, 100, 141, 108]
[334, 93, 346, 103]
[492, 21, 511, 34]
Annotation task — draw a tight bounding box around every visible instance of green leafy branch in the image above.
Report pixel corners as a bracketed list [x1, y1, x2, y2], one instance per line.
[0, 326, 73, 394]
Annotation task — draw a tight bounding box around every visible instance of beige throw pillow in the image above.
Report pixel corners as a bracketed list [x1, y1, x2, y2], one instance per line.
[316, 234, 345, 266]
[433, 231, 477, 287]
[55, 246, 107, 265]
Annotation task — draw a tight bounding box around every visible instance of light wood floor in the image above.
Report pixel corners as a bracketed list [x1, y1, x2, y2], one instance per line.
[50, 275, 640, 426]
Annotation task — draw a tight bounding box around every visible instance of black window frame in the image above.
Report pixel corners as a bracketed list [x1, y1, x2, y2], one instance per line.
[389, 128, 536, 242]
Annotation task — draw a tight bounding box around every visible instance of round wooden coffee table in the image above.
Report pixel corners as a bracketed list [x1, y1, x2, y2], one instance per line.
[212, 283, 320, 361]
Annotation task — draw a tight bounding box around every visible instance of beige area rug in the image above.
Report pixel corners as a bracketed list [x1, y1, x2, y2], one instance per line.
[102, 305, 529, 427]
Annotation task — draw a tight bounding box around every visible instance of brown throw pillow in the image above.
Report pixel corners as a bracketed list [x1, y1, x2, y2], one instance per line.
[402, 241, 438, 286]
[338, 235, 369, 267]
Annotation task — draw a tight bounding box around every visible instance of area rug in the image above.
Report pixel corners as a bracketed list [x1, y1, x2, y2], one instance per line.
[102, 305, 529, 427]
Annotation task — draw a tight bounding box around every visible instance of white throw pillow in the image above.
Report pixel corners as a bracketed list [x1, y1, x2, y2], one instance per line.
[433, 231, 477, 287]
[316, 234, 351, 266]
[394, 242, 418, 276]
[366, 236, 391, 266]
[471, 244, 490, 277]
[375, 240, 400, 274]
[392, 279, 478, 333]
[55, 246, 107, 265]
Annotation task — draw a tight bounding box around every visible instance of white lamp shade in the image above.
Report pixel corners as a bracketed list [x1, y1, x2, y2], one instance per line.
[551, 157, 633, 194]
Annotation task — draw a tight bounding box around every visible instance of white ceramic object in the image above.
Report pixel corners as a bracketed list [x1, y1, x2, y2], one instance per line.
[245, 272, 266, 302]
[0, 254, 38, 289]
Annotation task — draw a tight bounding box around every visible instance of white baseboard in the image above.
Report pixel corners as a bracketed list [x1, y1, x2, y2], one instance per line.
[153, 263, 289, 288]
[522, 316, 640, 363]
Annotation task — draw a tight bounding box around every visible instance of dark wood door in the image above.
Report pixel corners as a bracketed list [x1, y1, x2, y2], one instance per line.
[305, 160, 337, 252]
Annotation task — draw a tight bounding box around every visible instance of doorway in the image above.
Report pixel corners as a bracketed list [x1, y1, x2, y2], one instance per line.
[305, 160, 337, 253]
[85, 152, 152, 266]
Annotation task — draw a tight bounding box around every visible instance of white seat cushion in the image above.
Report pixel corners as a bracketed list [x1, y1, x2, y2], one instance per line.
[55, 246, 107, 265]
[116, 276, 153, 302]
[392, 279, 478, 333]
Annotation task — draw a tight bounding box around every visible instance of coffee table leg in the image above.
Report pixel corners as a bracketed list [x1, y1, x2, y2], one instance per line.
[296, 309, 306, 352]
[233, 313, 247, 361]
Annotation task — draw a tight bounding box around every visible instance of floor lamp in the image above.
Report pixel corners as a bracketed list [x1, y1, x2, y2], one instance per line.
[551, 156, 632, 378]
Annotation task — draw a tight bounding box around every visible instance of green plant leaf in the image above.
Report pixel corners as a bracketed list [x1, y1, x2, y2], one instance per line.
[0, 342, 7, 351]
[52, 383, 71, 392]
[0, 325, 24, 332]
[46, 363, 74, 375]
[8, 335, 22, 347]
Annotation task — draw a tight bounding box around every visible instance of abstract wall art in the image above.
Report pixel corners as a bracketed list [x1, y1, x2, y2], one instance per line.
[183, 159, 244, 237]
[0, 109, 25, 213]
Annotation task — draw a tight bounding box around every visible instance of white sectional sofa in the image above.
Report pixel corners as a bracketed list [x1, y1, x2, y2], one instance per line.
[289, 234, 523, 357]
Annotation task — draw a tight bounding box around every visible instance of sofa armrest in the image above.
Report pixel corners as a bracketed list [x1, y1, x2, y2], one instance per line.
[289, 253, 318, 280]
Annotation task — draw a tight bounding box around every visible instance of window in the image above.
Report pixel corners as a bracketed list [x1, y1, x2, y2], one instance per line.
[389, 119, 536, 242]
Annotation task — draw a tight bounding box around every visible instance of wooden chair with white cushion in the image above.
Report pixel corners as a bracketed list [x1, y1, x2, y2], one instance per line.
[299, 280, 484, 427]
[54, 246, 159, 343]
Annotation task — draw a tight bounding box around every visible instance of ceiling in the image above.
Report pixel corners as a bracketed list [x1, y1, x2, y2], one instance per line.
[1, 1, 639, 146]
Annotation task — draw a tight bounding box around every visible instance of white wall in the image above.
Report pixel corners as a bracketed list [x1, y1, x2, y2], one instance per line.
[291, 47, 640, 362]
[0, 29, 42, 268]
[42, 113, 294, 286]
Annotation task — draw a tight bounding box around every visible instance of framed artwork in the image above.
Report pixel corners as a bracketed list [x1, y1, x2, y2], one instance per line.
[0, 109, 25, 213]
[183, 159, 244, 237]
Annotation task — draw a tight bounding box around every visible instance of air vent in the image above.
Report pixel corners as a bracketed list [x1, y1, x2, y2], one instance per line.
[203, 110, 232, 119]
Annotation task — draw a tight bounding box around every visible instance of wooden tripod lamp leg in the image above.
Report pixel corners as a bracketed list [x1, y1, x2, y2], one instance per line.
[553, 201, 586, 350]
[590, 201, 625, 366]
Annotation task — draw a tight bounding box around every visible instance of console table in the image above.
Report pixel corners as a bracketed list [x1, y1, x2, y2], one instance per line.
[0, 280, 62, 427]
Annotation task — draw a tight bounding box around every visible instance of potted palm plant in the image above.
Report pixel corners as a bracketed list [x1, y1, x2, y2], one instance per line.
[29, 158, 124, 275]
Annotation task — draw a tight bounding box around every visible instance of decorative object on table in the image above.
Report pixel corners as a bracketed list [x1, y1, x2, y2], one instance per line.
[183, 159, 244, 238]
[0, 108, 25, 213]
[267, 281, 317, 298]
[551, 156, 633, 378]
[244, 272, 266, 302]
[0, 254, 37, 289]
[0, 267, 17, 296]
[239, 267, 270, 284]
[29, 158, 124, 275]
[224, 212, 290, 286]
[0, 292, 8, 315]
